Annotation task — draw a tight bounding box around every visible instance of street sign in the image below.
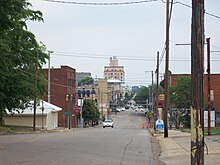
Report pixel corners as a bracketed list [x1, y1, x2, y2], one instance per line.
[63, 111, 71, 115]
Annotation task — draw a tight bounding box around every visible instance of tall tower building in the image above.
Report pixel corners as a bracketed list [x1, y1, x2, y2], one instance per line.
[104, 56, 125, 82]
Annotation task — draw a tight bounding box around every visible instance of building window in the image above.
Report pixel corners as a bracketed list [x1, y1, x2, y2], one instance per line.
[68, 78, 73, 87]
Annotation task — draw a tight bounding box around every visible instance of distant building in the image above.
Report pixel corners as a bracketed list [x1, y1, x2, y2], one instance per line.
[103, 56, 125, 107]
[104, 56, 125, 82]
[77, 79, 110, 121]
[76, 72, 91, 82]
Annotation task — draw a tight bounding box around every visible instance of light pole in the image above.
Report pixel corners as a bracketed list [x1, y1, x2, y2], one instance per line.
[41, 100, 44, 129]
[80, 98, 83, 127]
[47, 50, 53, 103]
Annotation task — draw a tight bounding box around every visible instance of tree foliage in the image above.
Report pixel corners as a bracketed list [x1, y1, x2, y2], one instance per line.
[82, 99, 100, 125]
[0, 0, 48, 124]
[134, 85, 163, 106]
[123, 92, 134, 106]
[169, 76, 191, 109]
[78, 77, 94, 86]
[169, 76, 191, 128]
[134, 86, 148, 105]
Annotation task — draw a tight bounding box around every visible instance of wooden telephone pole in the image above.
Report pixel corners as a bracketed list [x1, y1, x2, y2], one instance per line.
[191, 0, 205, 164]
[155, 51, 159, 122]
[163, 0, 170, 138]
[33, 47, 39, 131]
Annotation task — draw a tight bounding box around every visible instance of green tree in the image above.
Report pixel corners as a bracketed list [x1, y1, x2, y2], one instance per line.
[0, 0, 48, 124]
[134, 84, 163, 106]
[170, 76, 191, 109]
[134, 86, 149, 105]
[123, 92, 133, 106]
[82, 99, 100, 126]
[78, 77, 94, 86]
[169, 76, 191, 128]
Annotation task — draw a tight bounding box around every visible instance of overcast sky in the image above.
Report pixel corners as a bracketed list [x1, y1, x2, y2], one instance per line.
[28, 0, 220, 86]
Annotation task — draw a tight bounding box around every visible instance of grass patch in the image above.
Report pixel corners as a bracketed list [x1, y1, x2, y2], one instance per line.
[179, 127, 220, 136]
[1, 125, 32, 130]
[0, 124, 34, 134]
[204, 127, 220, 136]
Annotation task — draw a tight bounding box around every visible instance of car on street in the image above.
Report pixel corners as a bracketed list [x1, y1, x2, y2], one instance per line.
[102, 119, 114, 128]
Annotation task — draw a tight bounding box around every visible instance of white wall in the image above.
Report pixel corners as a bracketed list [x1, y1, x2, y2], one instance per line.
[204, 111, 215, 127]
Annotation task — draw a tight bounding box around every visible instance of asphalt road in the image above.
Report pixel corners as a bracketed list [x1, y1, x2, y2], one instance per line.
[0, 110, 160, 165]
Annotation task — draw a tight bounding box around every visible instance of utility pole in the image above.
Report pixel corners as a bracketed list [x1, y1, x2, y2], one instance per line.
[48, 50, 53, 103]
[151, 71, 154, 113]
[163, 0, 170, 138]
[206, 37, 211, 136]
[155, 51, 159, 121]
[151, 71, 154, 130]
[41, 100, 44, 129]
[33, 47, 39, 131]
[191, 0, 205, 164]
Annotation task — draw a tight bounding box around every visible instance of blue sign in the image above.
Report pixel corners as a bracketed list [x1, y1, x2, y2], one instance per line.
[156, 119, 164, 130]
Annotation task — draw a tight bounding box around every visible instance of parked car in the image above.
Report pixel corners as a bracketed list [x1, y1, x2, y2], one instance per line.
[121, 107, 125, 111]
[114, 108, 120, 112]
[103, 119, 114, 128]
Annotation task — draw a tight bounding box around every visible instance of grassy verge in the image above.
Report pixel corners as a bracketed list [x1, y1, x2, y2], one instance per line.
[179, 127, 220, 136]
[0, 125, 34, 134]
[204, 128, 220, 136]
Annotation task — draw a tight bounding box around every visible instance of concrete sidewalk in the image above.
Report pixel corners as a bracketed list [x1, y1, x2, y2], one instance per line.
[152, 129, 220, 165]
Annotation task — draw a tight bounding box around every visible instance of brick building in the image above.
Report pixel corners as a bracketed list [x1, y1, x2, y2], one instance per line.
[43, 65, 77, 128]
[170, 74, 220, 112]
[170, 74, 220, 126]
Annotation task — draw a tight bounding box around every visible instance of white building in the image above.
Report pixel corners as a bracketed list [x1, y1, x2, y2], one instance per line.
[3, 100, 62, 130]
[104, 56, 125, 82]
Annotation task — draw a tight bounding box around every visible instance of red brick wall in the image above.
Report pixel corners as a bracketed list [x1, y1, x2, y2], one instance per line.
[170, 74, 220, 112]
[204, 74, 220, 111]
[43, 66, 77, 128]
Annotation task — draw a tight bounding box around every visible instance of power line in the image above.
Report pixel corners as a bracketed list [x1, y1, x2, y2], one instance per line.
[52, 52, 220, 61]
[41, 0, 159, 5]
[53, 53, 156, 61]
[18, 66, 153, 87]
[175, 1, 220, 20]
[55, 51, 156, 59]
[42, 0, 220, 19]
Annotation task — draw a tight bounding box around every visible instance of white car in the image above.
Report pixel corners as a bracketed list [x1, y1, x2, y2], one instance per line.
[116, 108, 122, 112]
[103, 119, 114, 128]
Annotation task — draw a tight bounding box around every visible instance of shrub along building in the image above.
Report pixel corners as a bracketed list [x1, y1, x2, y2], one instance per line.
[42, 65, 78, 128]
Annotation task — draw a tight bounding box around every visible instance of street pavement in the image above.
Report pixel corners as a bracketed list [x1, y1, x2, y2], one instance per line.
[151, 129, 220, 165]
[0, 111, 160, 165]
